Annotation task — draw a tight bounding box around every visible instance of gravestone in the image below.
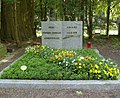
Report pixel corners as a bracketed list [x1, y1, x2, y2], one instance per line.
[42, 21, 83, 49]
[42, 21, 62, 48]
[62, 21, 82, 49]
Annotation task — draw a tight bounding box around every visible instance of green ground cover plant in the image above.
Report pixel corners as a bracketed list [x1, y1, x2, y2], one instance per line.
[0, 45, 119, 80]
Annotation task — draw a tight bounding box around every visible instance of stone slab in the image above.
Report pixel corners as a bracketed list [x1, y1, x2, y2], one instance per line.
[42, 21, 83, 49]
[42, 21, 62, 48]
[62, 21, 82, 49]
[0, 79, 120, 91]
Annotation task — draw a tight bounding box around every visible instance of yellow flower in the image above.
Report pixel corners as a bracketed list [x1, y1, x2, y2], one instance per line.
[85, 59, 88, 62]
[69, 52, 74, 57]
[105, 64, 108, 66]
[78, 58, 81, 61]
[90, 69, 92, 73]
[99, 62, 102, 65]
[97, 70, 101, 73]
[83, 64, 86, 67]
[114, 68, 117, 70]
[94, 70, 98, 73]
[98, 75, 101, 78]
[75, 63, 78, 65]
[55, 55, 60, 60]
[79, 66, 82, 69]
[98, 75, 101, 79]
[95, 64, 99, 69]
[41, 46, 45, 50]
[103, 70, 107, 75]
[117, 69, 119, 73]
[105, 64, 109, 69]
[110, 73, 114, 77]
[90, 64, 93, 67]
[116, 76, 119, 79]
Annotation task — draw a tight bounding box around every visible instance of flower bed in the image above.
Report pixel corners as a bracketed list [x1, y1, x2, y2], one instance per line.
[0, 45, 119, 80]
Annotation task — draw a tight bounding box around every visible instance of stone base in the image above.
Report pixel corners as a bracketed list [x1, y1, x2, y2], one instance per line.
[0, 44, 7, 59]
[0, 80, 120, 98]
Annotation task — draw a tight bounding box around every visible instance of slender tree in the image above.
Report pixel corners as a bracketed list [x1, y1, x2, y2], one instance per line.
[106, 0, 111, 37]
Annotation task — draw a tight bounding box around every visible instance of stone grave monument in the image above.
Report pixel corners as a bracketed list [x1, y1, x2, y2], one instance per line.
[42, 21, 62, 48]
[42, 21, 83, 49]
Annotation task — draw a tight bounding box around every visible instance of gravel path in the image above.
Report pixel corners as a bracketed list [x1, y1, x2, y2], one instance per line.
[0, 48, 24, 71]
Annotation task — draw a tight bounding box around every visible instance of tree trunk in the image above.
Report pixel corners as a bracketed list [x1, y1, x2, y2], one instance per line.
[88, 0, 93, 39]
[0, 0, 35, 43]
[38, 0, 42, 22]
[0, 0, 1, 33]
[14, 2, 20, 45]
[106, 0, 111, 38]
[43, 1, 47, 21]
[80, 0, 85, 46]
[118, 23, 120, 36]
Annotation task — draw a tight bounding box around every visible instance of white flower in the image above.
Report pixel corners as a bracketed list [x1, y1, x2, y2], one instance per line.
[59, 62, 61, 65]
[21, 65, 27, 71]
[110, 62, 113, 64]
[106, 59, 109, 62]
[102, 59, 105, 62]
[80, 56, 84, 60]
[63, 59, 66, 63]
[66, 61, 69, 64]
[72, 59, 75, 63]
[75, 63, 78, 65]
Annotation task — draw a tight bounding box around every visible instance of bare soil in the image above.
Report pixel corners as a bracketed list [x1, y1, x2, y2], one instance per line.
[85, 35, 120, 69]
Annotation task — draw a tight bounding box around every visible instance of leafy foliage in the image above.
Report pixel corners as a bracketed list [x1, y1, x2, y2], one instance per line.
[0, 45, 119, 80]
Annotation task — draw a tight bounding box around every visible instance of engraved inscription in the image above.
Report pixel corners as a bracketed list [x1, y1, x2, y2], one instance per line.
[43, 32, 61, 34]
[63, 35, 81, 39]
[48, 26, 54, 28]
[44, 37, 59, 39]
[67, 26, 77, 28]
[43, 32, 51, 34]
[52, 32, 61, 34]
[67, 32, 77, 34]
